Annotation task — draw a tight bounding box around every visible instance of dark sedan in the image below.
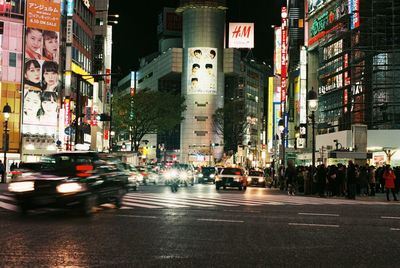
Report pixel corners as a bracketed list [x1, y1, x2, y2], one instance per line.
[8, 152, 129, 216]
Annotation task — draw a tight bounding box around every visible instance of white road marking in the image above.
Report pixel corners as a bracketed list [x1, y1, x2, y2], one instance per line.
[121, 202, 163, 209]
[390, 228, 400, 231]
[0, 194, 14, 201]
[298, 212, 340, 217]
[126, 195, 214, 207]
[123, 196, 187, 208]
[117, 215, 158, 219]
[197, 218, 244, 223]
[0, 201, 18, 211]
[381, 216, 400, 220]
[288, 223, 339, 228]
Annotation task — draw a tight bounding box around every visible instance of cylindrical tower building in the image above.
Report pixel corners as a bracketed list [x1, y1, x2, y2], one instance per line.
[177, 0, 227, 164]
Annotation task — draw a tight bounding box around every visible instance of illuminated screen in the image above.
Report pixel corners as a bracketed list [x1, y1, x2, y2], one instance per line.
[187, 47, 217, 95]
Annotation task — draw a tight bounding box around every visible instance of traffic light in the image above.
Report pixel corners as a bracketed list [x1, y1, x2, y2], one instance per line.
[96, 113, 111, 121]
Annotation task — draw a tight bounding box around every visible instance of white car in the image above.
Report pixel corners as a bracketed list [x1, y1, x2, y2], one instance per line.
[215, 167, 247, 191]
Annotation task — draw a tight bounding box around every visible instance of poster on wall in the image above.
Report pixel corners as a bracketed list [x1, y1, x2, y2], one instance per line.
[187, 47, 217, 95]
[23, 0, 61, 130]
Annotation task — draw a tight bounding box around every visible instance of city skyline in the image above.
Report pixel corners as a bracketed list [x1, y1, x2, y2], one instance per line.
[109, 0, 285, 74]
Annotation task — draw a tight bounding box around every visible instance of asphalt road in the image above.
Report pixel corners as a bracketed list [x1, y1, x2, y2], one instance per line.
[1, 184, 400, 267]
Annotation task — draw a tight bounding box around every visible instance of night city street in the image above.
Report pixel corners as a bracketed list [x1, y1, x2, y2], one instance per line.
[1, 184, 400, 267]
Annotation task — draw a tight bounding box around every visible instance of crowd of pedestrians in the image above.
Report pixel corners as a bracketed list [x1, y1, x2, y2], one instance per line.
[274, 160, 399, 201]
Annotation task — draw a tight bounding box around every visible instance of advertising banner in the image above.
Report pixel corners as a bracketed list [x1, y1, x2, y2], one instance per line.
[23, 0, 61, 132]
[274, 27, 281, 76]
[187, 47, 217, 95]
[228, 23, 254, 48]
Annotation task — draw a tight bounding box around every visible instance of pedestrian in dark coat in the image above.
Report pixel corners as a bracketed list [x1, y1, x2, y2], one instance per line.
[347, 160, 357, 199]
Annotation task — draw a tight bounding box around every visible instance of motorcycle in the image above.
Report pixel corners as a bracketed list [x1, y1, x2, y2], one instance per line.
[170, 179, 179, 192]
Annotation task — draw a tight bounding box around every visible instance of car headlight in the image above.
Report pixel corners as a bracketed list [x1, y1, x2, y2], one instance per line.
[8, 181, 34, 192]
[209, 174, 215, 178]
[179, 171, 188, 179]
[258, 178, 264, 182]
[198, 173, 204, 178]
[56, 182, 86, 193]
[234, 178, 240, 182]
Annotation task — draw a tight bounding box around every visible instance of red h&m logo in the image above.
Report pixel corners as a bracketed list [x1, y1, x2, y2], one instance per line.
[232, 25, 251, 38]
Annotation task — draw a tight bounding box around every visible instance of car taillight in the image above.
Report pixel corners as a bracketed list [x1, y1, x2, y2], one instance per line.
[235, 172, 241, 175]
[11, 171, 22, 176]
[76, 164, 93, 177]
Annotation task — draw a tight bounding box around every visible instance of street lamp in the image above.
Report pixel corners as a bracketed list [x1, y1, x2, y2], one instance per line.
[278, 118, 285, 167]
[308, 88, 318, 173]
[2, 103, 11, 183]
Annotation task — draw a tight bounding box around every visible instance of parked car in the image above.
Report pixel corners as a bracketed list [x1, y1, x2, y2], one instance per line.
[197, 166, 217, 183]
[247, 170, 268, 187]
[215, 167, 247, 191]
[8, 152, 129, 216]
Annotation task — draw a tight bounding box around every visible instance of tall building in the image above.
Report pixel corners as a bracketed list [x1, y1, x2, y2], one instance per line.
[306, 0, 400, 165]
[0, 0, 25, 168]
[177, 0, 226, 164]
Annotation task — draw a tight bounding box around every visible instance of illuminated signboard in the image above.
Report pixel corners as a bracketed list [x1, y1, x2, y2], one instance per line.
[228, 23, 254, 48]
[348, 0, 360, 29]
[281, 7, 287, 115]
[23, 0, 61, 134]
[308, 0, 332, 15]
[274, 27, 281, 75]
[309, 1, 347, 38]
[66, 0, 73, 16]
[187, 47, 217, 95]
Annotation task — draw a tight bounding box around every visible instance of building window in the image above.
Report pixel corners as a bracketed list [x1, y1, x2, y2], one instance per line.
[9, 52, 16, 67]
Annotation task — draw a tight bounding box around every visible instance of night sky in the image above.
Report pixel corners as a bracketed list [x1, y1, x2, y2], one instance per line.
[109, 0, 286, 75]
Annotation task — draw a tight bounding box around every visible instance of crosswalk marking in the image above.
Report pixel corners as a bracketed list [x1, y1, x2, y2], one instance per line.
[0, 191, 397, 212]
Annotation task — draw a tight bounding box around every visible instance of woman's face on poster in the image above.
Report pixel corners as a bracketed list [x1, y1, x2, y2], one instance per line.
[44, 36, 58, 54]
[24, 91, 41, 114]
[26, 29, 42, 53]
[25, 63, 41, 83]
[43, 70, 58, 88]
[42, 98, 57, 115]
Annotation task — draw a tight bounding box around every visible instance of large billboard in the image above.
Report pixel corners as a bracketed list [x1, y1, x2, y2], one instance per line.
[274, 27, 281, 76]
[228, 23, 254, 48]
[22, 0, 61, 133]
[187, 47, 217, 95]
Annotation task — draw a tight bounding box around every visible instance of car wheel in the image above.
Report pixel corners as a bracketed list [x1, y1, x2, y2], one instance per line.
[79, 194, 97, 216]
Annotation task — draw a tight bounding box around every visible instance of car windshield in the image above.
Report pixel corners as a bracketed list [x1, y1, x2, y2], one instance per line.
[249, 171, 263, 176]
[202, 167, 216, 174]
[40, 154, 95, 175]
[221, 168, 243, 175]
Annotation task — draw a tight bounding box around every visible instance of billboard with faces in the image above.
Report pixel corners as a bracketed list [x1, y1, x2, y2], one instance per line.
[23, 0, 61, 132]
[187, 47, 217, 95]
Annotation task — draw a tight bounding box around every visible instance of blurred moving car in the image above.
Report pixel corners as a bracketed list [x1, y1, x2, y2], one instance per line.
[197, 166, 217, 183]
[247, 170, 268, 187]
[121, 163, 142, 191]
[135, 166, 160, 185]
[8, 152, 129, 216]
[215, 167, 247, 191]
